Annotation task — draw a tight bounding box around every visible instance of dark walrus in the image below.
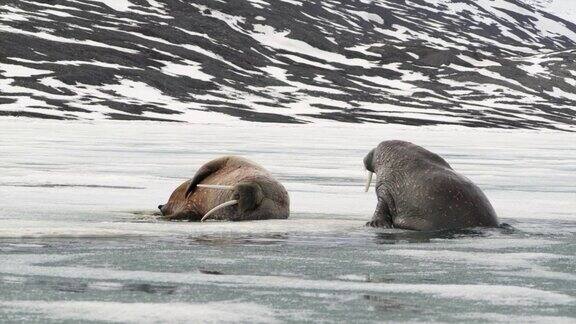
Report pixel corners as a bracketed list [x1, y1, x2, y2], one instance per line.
[363, 140, 499, 231]
[159, 156, 289, 221]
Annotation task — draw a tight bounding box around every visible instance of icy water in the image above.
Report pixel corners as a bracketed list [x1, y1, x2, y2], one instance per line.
[0, 120, 575, 323]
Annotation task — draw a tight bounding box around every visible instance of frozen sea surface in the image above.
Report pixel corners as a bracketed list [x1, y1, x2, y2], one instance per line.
[0, 119, 575, 323]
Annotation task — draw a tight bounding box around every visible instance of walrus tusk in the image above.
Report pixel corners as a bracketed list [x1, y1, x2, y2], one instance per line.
[364, 171, 373, 192]
[197, 184, 234, 190]
[201, 200, 238, 222]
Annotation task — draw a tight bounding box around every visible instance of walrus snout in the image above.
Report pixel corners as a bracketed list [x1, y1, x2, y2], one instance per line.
[363, 149, 376, 192]
[363, 149, 375, 173]
[158, 204, 168, 217]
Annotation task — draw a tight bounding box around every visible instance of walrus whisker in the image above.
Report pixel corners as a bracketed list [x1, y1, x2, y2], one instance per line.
[201, 200, 238, 222]
[197, 184, 234, 190]
[364, 171, 373, 192]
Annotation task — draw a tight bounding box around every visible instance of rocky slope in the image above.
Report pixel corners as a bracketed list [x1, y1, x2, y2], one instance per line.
[0, 0, 575, 130]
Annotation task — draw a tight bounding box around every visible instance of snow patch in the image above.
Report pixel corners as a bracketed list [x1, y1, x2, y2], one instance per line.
[0, 63, 51, 77]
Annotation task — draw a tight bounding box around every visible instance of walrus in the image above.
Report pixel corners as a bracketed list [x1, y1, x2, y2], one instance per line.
[158, 156, 290, 221]
[363, 140, 499, 231]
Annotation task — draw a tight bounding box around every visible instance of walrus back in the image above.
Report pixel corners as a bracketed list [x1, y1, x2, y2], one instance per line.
[399, 167, 498, 230]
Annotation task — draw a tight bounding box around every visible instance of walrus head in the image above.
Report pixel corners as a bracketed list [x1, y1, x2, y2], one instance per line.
[196, 182, 264, 222]
[363, 149, 376, 192]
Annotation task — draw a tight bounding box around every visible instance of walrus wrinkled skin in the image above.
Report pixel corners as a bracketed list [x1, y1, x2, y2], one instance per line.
[363, 140, 499, 231]
[159, 156, 290, 222]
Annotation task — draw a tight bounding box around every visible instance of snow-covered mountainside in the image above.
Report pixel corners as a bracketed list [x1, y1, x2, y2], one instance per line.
[1, 0, 575, 129]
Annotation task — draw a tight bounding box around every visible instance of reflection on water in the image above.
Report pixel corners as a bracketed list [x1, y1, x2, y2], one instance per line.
[51, 281, 90, 294]
[198, 269, 224, 275]
[372, 224, 519, 245]
[123, 283, 178, 295]
[34, 279, 179, 295]
[365, 275, 395, 283]
[372, 228, 487, 244]
[188, 234, 289, 246]
[362, 295, 418, 313]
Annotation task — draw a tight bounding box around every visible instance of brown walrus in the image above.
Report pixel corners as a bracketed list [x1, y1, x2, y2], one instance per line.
[158, 156, 290, 221]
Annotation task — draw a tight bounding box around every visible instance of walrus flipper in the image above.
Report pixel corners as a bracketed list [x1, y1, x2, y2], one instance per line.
[185, 157, 229, 197]
[366, 199, 394, 228]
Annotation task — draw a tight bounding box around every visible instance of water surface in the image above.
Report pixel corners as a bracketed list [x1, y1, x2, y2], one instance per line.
[0, 120, 575, 323]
